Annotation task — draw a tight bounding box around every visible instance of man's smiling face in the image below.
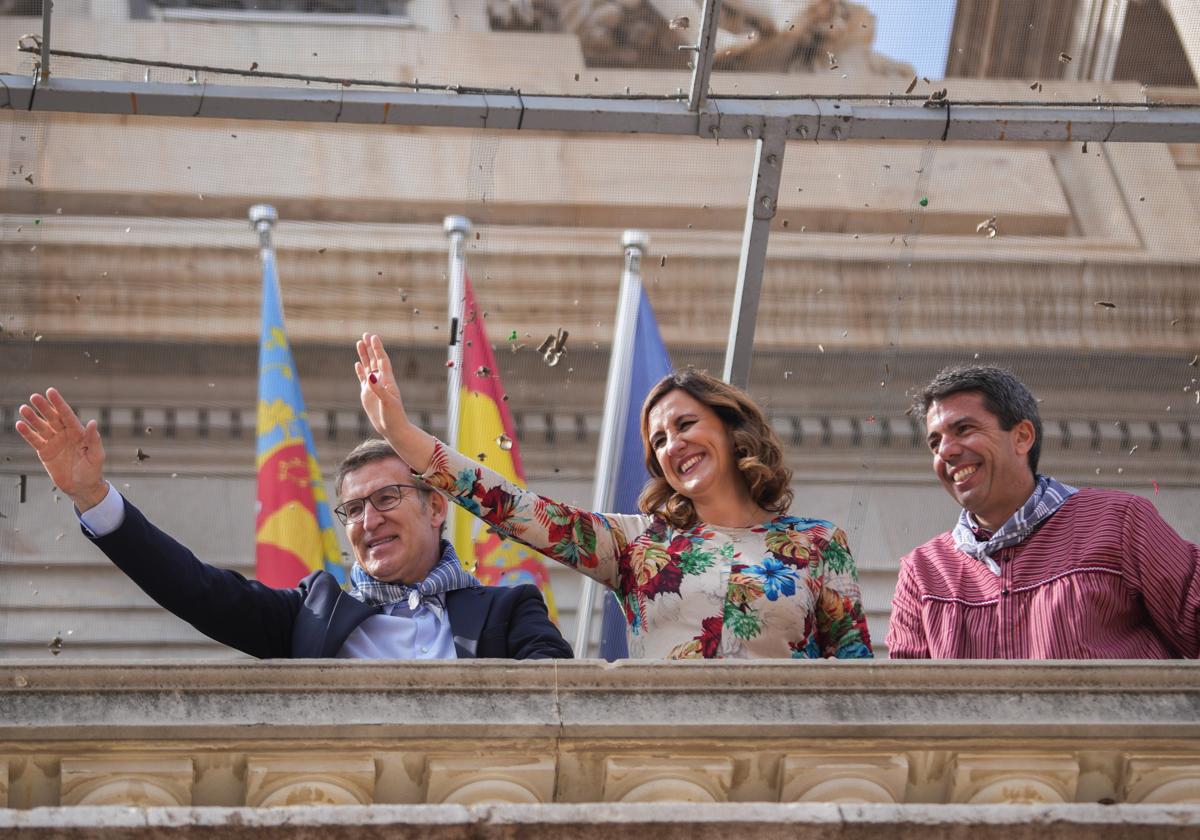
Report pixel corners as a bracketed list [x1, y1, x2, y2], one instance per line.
[925, 391, 1037, 531]
[339, 457, 445, 584]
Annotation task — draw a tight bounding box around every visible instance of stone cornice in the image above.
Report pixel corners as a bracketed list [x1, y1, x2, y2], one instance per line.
[4, 660, 1200, 740]
[4, 662, 1200, 812]
[3, 802, 1199, 838]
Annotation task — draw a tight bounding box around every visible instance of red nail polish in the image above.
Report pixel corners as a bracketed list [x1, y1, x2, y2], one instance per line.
[368, 373, 377, 385]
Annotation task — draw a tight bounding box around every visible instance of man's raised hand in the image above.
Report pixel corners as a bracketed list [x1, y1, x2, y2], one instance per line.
[354, 333, 436, 472]
[15, 388, 109, 512]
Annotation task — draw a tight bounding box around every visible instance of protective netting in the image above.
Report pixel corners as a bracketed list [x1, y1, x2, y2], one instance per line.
[1, 0, 1198, 659]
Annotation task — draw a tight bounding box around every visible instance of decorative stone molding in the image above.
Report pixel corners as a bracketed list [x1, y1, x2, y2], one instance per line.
[244, 755, 376, 807]
[779, 753, 908, 803]
[604, 756, 734, 802]
[425, 755, 556, 804]
[59, 757, 194, 807]
[950, 753, 1079, 805]
[0, 759, 7, 807]
[1122, 755, 1200, 804]
[3, 662, 1200, 809]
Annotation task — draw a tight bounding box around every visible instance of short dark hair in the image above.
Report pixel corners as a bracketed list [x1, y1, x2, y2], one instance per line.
[638, 368, 793, 528]
[910, 365, 1042, 474]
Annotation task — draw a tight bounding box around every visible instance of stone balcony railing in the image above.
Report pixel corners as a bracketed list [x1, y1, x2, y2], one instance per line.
[2, 661, 1200, 836]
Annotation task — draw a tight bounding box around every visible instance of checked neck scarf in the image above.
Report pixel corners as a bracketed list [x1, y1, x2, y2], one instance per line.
[349, 540, 479, 608]
[952, 474, 1078, 575]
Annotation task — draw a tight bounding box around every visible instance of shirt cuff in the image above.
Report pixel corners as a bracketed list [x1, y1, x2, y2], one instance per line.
[77, 482, 124, 538]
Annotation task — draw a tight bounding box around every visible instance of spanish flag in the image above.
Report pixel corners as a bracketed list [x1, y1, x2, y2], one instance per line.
[254, 248, 341, 587]
[454, 277, 558, 619]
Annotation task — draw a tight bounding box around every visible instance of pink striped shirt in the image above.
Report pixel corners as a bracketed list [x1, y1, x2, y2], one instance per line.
[887, 489, 1200, 659]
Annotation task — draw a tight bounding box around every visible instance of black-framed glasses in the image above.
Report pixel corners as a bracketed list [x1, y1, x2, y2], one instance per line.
[334, 483, 423, 525]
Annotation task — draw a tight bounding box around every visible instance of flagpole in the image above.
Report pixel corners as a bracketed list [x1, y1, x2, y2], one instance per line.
[443, 215, 471, 545]
[574, 229, 648, 658]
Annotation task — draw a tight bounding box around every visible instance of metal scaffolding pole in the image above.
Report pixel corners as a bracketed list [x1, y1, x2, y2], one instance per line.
[686, 0, 721, 112]
[5, 76, 1200, 143]
[723, 128, 785, 389]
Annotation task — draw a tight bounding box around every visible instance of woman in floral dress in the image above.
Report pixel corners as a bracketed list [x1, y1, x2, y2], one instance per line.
[355, 333, 872, 659]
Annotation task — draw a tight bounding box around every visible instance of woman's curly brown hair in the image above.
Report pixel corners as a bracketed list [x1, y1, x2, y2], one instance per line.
[637, 369, 793, 528]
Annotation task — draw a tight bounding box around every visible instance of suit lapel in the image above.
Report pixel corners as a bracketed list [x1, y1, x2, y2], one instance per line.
[316, 589, 379, 658]
[446, 588, 489, 658]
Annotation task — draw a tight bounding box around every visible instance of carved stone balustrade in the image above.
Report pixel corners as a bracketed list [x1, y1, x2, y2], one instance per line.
[2, 660, 1200, 836]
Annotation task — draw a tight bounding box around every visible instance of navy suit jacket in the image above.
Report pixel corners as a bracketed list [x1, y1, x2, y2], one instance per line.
[90, 499, 573, 660]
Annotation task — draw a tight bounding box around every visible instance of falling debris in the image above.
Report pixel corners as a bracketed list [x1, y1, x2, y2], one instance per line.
[135, 448, 150, 462]
[923, 88, 948, 108]
[477, 452, 487, 462]
[23, 174, 33, 185]
[1189, 355, 1198, 367]
[496, 434, 513, 451]
[48, 634, 63, 656]
[1129, 445, 1139, 456]
[975, 216, 998, 238]
[1058, 52, 1072, 63]
[398, 289, 407, 302]
[660, 255, 667, 268]
[508, 330, 518, 342]
[669, 15, 689, 29]
[1152, 480, 1160, 496]
[317, 248, 326, 254]
[474, 365, 492, 378]
[1094, 300, 1117, 309]
[827, 53, 838, 70]
[905, 76, 917, 94]
[919, 197, 929, 207]
[537, 328, 569, 367]
[444, 359, 454, 368]
[1030, 81, 1043, 92]
[249, 61, 259, 71]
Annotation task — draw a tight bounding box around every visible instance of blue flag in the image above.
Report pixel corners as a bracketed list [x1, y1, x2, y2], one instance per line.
[599, 286, 672, 661]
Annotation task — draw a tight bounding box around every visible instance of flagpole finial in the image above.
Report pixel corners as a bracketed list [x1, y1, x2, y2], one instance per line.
[621, 229, 649, 254]
[249, 204, 278, 230]
[249, 204, 279, 249]
[443, 215, 471, 238]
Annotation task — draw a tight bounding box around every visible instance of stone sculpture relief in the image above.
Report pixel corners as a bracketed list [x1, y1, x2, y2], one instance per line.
[486, 0, 912, 75]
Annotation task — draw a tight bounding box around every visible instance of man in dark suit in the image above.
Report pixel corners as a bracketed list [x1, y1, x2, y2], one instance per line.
[15, 388, 572, 660]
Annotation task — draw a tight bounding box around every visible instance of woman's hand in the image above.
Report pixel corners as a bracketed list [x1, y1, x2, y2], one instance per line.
[355, 333, 436, 472]
[15, 388, 110, 512]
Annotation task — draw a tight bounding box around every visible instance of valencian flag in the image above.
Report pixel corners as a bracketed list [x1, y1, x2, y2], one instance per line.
[598, 285, 672, 660]
[453, 276, 558, 619]
[254, 248, 341, 587]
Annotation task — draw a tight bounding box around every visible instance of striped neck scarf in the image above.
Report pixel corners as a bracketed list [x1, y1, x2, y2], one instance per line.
[349, 540, 479, 608]
[952, 475, 1078, 575]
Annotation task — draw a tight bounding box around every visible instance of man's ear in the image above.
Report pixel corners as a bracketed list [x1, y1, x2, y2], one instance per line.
[425, 489, 448, 530]
[1012, 418, 1036, 456]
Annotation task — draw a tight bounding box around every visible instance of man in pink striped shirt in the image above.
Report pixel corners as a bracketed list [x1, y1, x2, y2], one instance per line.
[887, 365, 1200, 659]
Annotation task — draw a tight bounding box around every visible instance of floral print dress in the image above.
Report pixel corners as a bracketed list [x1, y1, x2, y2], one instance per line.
[422, 442, 873, 659]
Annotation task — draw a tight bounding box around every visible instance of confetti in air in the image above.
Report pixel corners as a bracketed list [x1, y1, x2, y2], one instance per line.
[536, 328, 569, 367]
[975, 216, 998, 238]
